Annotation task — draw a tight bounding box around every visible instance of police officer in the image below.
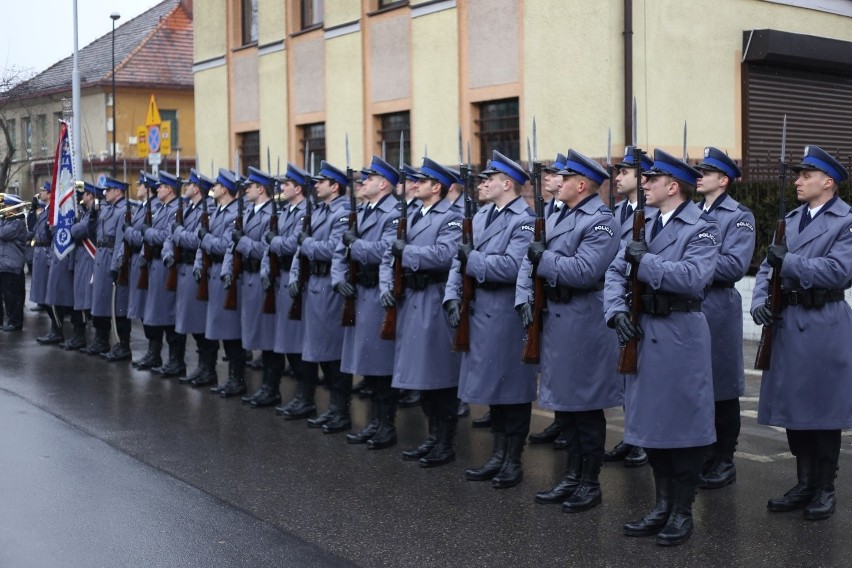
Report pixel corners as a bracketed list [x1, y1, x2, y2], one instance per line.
[164, 170, 217, 386]
[124, 173, 162, 368]
[603, 146, 656, 468]
[31, 182, 63, 343]
[88, 178, 131, 359]
[198, 169, 244, 395]
[331, 155, 400, 449]
[289, 160, 352, 433]
[0, 195, 27, 331]
[264, 164, 311, 416]
[224, 167, 278, 407]
[382, 157, 463, 466]
[444, 150, 537, 489]
[63, 183, 100, 350]
[694, 147, 755, 489]
[519, 149, 622, 511]
[751, 145, 852, 521]
[604, 149, 718, 546]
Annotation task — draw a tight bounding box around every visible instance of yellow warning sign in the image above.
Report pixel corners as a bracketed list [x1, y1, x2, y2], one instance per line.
[137, 126, 149, 158]
[145, 94, 161, 127]
[160, 121, 171, 155]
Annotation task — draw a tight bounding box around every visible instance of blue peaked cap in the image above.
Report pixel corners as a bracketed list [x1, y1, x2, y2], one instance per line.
[282, 163, 310, 186]
[217, 168, 238, 194]
[317, 161, 349, 188]
[557, 150, 610, 184]
[158, 170, 182, 190]
[543, 153, 568, 173]
[363, 156, 400, 186]
[696, 147, 742, 180]
[615, 146, 654, 170]
[481, 151, 530, 185]
[401, 163, 424, 180]
[419, 158, 456, 188]
[792, 145, 849, 183]
[103, 177, 129, 191]
[3, 194, 22, 206]
[643, 149, 702, 186]
[246, 166, 274, 188]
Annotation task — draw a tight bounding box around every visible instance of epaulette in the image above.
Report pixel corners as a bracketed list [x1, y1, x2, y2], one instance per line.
[737, 203, 753, 214]
[598, 205, 614, 216]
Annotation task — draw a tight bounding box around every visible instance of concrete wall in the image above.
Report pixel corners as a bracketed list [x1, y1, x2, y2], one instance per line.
[194, 66, 230, 172]
[325, 31, 364, 165]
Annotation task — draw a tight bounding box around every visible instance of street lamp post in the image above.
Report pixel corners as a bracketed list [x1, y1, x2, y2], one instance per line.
[110, 12, 121, 177]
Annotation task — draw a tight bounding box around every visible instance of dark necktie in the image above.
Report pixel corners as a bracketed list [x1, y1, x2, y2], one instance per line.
[800, 209, 813, 232]
[556, 206, 569, 224]
[246, 208, 255, 224]
[651, 215, 663, 240]
[411, 208, 423, 226]
[362, 205, 374, 224]
[621, 203, 633, 224]
[486, 207, 501, 227]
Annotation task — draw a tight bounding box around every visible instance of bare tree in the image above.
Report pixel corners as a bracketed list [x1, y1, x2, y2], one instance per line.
[0, 66, 36, 192]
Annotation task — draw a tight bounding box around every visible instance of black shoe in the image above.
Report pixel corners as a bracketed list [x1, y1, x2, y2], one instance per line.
[419, 419, 457, 468]
[656, 483, 696, 546]
[219, 379, 247, 398]
[60, 334, 87, 351]
[82, 338, 110, 355]
[457, 401, 470, 418]
[307, 408, 336, 428]
[471, 411, 491, 429]
[803, 460, 837, 521]
[466, 433, 507, 481]
[529, 420, 562, 444]
[492, 437, 525, 489]
[624, 477, 673, 537]
[281, 398, 317, 420]
[347, 419, 380, 444]
[699, 456, 736, 489]
[322, 412, 352, 434]
[624, 445, 648, 468]
[182, 364, 206, 384]
[190, 369, 218, 388]
[767, 457, 817, 512]
[403, 419, 438, 461]
[552, 434, 568, 451]
[37, 329, 64, 345]
[535, 454, 581, 504]
[250, 389, 282, 408]
[398, 390, 421, 408]
[366, 423, 397, 449]
[1, 324, 22, 332]
[159, 360, 187, 378]
[603, 440, 632, 462]
[242, 385, 269, 404]
[135, 354, 163, 371]
[102, 342, 132, 362]
[562, 456, 603, 512]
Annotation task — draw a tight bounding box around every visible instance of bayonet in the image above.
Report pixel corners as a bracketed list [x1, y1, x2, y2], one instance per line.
[682, 121, 688, 162]
[345, 133, 351, 170]
[632, 96, 638, 147]
[532, 117, 538, 162]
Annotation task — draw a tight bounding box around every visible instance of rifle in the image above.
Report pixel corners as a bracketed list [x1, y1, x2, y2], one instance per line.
[288, 142, 314, 320]
[116, 192, 130, 285]
[380, 132, 407, 340]
[452, 130, 475, 352]
[197, 182, 211, 301]
[137, 194, 153, 289]
[755, 114, 788, 370]
[263, 147, 278, 314]
[224, 158, 244, 311]
[617, 145, 646, 375]
[521, 121, 545, 364]
[342, 133, 358, 326]
[165, 192, 183, 291]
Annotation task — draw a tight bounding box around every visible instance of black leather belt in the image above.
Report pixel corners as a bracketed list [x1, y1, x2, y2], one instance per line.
[356, 266, 380, 288]
[544, 282, 604, 303]
[402, 271, 448, 291]
[178, 250, 196, 265]
[640, 294, 702, 316]
[34, 241, 50, 247]
[309, 261, 330, 276]
[277, 255, 294, 271]
[711, 281, 736, 289]
[243, 258, 261, 273]
[781, 288, 846, 309]
[97, 238, 115, 248]
[475, 281, 513, 291]
[211, 254, 225, 264]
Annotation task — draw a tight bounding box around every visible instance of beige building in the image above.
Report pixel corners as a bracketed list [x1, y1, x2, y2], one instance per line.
[193, 0, 852, 177]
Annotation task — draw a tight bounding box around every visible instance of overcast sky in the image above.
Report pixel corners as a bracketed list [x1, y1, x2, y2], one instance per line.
[3, 0, 163, 78]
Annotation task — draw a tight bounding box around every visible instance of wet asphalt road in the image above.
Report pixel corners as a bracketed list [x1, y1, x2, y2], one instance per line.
[2, 306, 852, 567]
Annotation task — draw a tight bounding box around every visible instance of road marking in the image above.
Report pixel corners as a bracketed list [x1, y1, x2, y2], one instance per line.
[737, 451, 792, 463]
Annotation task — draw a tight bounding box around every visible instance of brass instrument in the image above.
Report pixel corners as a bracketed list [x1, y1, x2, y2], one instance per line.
[0, 201, 31, 218]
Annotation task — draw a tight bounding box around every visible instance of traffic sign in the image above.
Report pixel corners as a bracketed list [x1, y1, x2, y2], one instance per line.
[145, 95, 162, 127]
[148, 125, 161, 154]
[137, 126, 149, 158]
[160, 121, 171, 155]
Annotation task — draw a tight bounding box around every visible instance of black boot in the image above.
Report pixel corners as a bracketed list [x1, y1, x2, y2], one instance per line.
[367, 399, 398, 449]
[243, 384, 272, 404]
[699, 448, 736, 489]
[603, 440, 632, 462]
[465, 433, 507, 481]
[323, 391, 352, 434]
[562, 456, 603, 512]
[528, 420, 562, 444]
[191, 347, 218, 387]
[37, 327, 64, 345]
[624, 477, 673, 536]
[280, 381, 318, 420]
[251, 355, 283, 407]
[419, 417, 457, 468]
[218, 357, 247, 398]
[402, 416, 438, 461]
[159, 337, 187, 378]
[656, 482, 696, 546]
[398, 390, 420, 408]
[535, 453, 582, 504]
[346, 400, 380, 444]
[624, 445, 648, 467]
[767, 456, 817, 512]
[804, 460, 838, 521]
[133, 340, 163, 369]
[492, 435, 525, 489]
[471, 411, 491, 428]
[102, 340, 132, 362]
[60, 325, 87, 350]
[457, 401, 470, 418]
[82, 328, 110, 355]
[251, 384, 282, 408]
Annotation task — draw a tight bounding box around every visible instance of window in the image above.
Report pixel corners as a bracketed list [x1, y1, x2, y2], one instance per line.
[238, 131, 260, 175]
[300, 0, 323, 30]
[377, 111, 410, 167]
[36, 114, 47, 157]
[241, 0, 258, 45]
[377, 0, 407, 9]
[475, 98, 520, 168]
[300, 123, 326, 172]
[161, 109, 179, 151]
[22, 117, 32, 157]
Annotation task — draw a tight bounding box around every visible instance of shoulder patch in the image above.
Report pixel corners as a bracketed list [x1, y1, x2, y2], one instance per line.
[447, 221, 461, 229]
[737, 203, 753, 213]
[594, 224, 614, 237]
[598, 205, 613, 215]
[338, 216, 349, 224]
[698, 231, 718, 245]
[392, 218, 399, 225]
[735, 220, 755, 232]
[521, 224, 534, 232]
